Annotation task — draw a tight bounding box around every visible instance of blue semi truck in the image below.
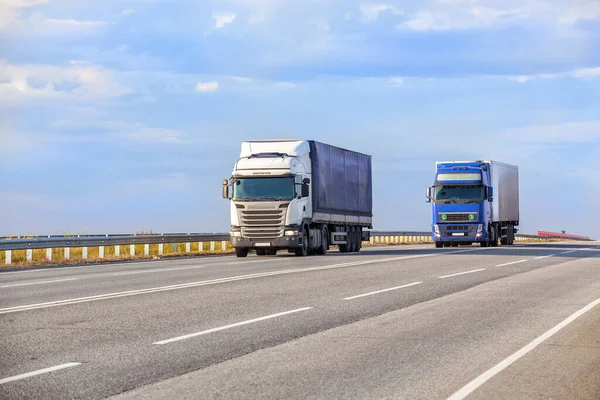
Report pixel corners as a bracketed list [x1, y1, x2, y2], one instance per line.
[426, 160, 519, 248]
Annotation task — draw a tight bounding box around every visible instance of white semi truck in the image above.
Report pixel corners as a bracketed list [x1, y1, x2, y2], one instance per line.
[223, 139, 373, 257]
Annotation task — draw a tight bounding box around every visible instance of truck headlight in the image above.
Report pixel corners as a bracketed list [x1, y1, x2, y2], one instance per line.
[285, 230, 299, 236]
[434, 224, 440, 234]
[230, 231, 242, 237]
[477, 224, 483, 233]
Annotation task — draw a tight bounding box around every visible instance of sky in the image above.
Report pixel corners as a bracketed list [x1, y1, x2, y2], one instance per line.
[1, 0, 599, 238]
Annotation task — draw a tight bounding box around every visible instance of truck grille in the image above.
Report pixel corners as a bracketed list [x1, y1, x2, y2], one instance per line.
[441, 225, 477, 236]
[241, 209, 285, 241]
[438, 212, 478, 222]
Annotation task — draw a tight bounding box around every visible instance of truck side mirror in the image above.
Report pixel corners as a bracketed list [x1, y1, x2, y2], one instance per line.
[301, 184, 309, 198]
[222, 179, 231, 199]
[303, 178, 311, 184]
[486, 186, 493, 202]
[426, 187, 432, 203]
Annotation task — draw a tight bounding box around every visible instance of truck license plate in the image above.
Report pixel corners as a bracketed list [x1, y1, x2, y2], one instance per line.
[452, 233, 466, 237]
[255, 243, 271, 247]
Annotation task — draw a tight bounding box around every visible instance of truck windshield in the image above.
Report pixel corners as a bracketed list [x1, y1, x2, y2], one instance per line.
[233, 177, 295, 201]
[434, 185, 484, 204]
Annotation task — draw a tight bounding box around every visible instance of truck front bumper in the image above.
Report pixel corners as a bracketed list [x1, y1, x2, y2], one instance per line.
[432, 223, 483, 243]
[230, 236, 303, 249]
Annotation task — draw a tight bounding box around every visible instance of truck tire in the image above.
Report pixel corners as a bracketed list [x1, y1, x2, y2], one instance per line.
[339, 227, 351, 253]
[256, 249, 267, 256]
[235, 248, 249, 258]
[435, 242, 443, 248]
[317, 226, 328, 255]
[356, 227, 363, 252]
[294, 228, 309, 257]
[348, 226, 357, 252]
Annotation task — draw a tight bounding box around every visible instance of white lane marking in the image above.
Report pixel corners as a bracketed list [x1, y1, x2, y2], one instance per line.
[534, 254, 556, 260]
[114, 265, 206, 276]
[560, 250, 576, 254]
[438, 269, 486, 279]
[496, 259, 528, 267]
[0, 278, 78, 289]
[154, 307, 313, 345]
[344, 282, 422, 300]
[0, 363, 80, 385]
[0, 249, 477, 315]
[447, 296, 600, 400]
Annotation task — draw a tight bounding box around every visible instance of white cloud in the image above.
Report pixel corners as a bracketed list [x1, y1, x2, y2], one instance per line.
[195, 81, 220, 92]
[396, 0, 600, 32]
[389, 77, 404, 86]
[0, 59, 131, 107]
[359, 3, 402, 23]
[503, 121, 600, 144]
[213, 12, 237, 28]
[274, 82, 297, 88]
[5, 11, 106, 36]
[229, 76, 252, 83]
[508, 66, 600, 83]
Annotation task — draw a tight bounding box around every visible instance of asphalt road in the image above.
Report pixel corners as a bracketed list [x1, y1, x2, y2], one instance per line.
[1, 242, 599, 400]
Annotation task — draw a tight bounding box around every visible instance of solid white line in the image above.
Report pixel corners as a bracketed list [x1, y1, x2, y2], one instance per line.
[0, 363, 81, 385]
[496, 259, 528, 267]
[113, 265, 206, 276]
[560, 250, 576, 254]
[344, 282, 422, 300]
[0, 278, 78, 289]
[534, 254, 556, 260]
[0, 249, 477, 315]
[154, 307, 313, 345]
[447, 296, 600, 400]
[438, 269, 486, 279]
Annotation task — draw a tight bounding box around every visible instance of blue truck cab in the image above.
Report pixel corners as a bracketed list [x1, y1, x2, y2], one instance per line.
[426, 160, 519, 248]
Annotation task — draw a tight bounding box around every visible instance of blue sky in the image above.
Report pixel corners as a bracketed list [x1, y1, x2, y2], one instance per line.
[1, 0, 599, 237]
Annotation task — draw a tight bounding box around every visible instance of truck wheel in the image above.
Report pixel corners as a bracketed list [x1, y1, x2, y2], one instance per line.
[348, 226, 357, 252]
[294, 229, 309, 257]
[235, 248, 249, 258]
[451, 243, 459, 247]
[435, 242, 443, 248]
[256, 249, 267, 256]
[356, 227, 363, 252]
[317, 226, 328, 255]
[339, 227, 350, 253]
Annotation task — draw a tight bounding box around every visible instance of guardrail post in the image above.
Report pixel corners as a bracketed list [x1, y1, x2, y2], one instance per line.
[158, 244, 164, 255]
[46, 248, 52, 261]
[5, 250, 11, 265]
[209, 241, 214, 251]
[99, 246, 105, 258]
[115, 245, 120, 257]
[144, 244, 150, 256]
[64, 248, 70, 260]
[26, 249, 33, 262]
[82, 247, 88, 259]
[186, 242, 191, 253]
[369, 236, 374, 245]
[199, 242, 204, 252]
[221, 241, 227, 251]
[130, 244, 135, 257]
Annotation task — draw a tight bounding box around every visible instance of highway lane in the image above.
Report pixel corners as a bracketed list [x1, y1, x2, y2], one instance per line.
[0, 243, 598, 399]
[0, 244, 592, 308]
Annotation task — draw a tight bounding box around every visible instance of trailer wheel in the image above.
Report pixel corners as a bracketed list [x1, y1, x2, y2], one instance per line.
[317, 226, 328, 255]
[356, 227, 363, 252]
[235, 248, 249, 258]
[339, 227, 350, 253]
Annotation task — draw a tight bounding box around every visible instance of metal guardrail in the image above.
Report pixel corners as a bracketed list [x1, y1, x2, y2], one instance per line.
[0, 231, 593, 265]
